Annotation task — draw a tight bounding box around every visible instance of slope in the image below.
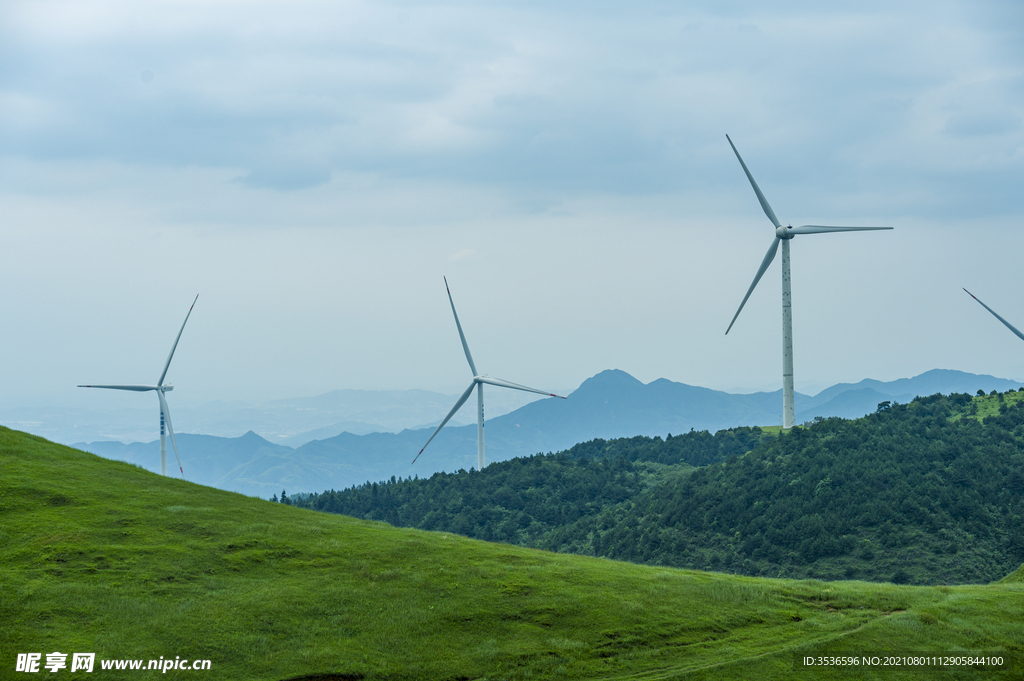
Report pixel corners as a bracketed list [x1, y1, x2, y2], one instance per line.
[300, 391, 1024, 586]
[77, 431, 300, 497]
[3, 426, 1022, 679]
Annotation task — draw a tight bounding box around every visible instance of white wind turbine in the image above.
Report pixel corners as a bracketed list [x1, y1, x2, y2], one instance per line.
[963, 289, 1024, 342]
[724, 135, 892, 429]
[79, 295, 198, 477]
[413, 278, 566, 470]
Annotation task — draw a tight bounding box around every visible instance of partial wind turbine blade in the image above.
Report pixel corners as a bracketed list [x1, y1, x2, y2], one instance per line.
[157, 391, 185, 478]
[726, 237, 780, 335]
[78, 384, 158, 391]
[412, 381, 476, 464]
[158, 294, 199, 387]
[964, 289, 1024, 343]
[443, 278, 478, 376]
[477, 376, 566, 398]
[726, 134, 780, 228]
[787, 225, 893, 235]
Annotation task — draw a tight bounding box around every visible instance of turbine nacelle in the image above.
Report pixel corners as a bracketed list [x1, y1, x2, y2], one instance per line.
[775, 226, 794, 239]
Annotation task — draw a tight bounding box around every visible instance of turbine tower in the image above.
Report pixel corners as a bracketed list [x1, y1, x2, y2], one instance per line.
[724, 135, 892, 429]
[413, 278, 566, 470]
[79, 295, 198, 477]
[963, 289, 1024, 342]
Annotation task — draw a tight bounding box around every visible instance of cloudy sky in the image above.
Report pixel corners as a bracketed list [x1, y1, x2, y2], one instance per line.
[2, 0, 1023, 413]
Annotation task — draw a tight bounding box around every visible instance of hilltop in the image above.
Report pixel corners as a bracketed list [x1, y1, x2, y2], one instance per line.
[2, 426, 1023, 679]
[297, 390, 1024, 586]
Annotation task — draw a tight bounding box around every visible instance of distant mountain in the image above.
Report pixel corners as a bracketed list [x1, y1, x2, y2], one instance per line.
[802, 368, 1021, 407]
[275, 421, 418, 447]
[793, 369, 1023, 423]
[8, 387, 521, 446]
[75, 368, 1024, 497]
[796, 387, 898, 422]
[78, 432, 296, 497]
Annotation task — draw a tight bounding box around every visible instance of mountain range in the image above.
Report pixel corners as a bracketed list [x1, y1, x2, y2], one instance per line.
[1, 386, 552, 446]
[70, 368, 1024, 498]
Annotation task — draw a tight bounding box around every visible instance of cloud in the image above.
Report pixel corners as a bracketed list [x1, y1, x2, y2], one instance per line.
[0, 0, 1018, 210]
[235, 166, 333, 191]
[944, 113, 1021, 138]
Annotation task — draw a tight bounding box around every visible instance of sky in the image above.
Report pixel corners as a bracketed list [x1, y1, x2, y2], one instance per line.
[2, 0, 1023, 413]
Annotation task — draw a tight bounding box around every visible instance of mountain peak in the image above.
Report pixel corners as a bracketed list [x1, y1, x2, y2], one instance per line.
[575, 369, 645, 393]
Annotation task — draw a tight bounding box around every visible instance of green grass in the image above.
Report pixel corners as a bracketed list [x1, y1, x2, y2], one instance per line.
[2, 426, 1023, 680]
[949, 390, 1024, 422]
[1000, 563, 1024, 583]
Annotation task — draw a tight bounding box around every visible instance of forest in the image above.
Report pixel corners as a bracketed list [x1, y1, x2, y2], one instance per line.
[293, 391, 1024, 585]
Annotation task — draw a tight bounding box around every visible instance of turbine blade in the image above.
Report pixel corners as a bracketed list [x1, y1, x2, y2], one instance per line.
[77, 385, 159, 391]
[158, 294, 199, 387]
[158, 391, 185, 478]
[788, 225, 893, 235]
[443, 278, 478, 376]
[476, 376, 566, 398]
[412, 381, 476, 464]
[726, 237, 780, 335]
[964, 289, 1024, 343]
[726, 134, 780, 228]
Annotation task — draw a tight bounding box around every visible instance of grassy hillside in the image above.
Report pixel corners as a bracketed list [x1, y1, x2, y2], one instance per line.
[2, 427, 1023, 680]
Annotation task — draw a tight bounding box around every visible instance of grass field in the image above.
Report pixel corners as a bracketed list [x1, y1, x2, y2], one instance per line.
[2, 426, 1023, 680]
[950, 390, 1024, 422]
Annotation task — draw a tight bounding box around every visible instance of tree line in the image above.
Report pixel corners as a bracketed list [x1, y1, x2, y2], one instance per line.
[293, 393, 1024, 584]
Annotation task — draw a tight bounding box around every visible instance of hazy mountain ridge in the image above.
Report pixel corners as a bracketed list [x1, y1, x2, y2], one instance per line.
[5, 386, 535, 446]
[71, 368, 1024, 497]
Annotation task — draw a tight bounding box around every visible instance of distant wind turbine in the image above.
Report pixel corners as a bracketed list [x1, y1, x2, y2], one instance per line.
[963, 289, 1024, 342]
[724, 134, 892, 429]
[79, 295, 198, 477]
[413, 278, 566, 470]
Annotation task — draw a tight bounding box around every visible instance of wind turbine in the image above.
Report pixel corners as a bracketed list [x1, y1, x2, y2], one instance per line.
[79, 295, 198, 477]
[963, 289, 1024, 342]
[413, 278, 566, 470]
[724, 134, 892, 429]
